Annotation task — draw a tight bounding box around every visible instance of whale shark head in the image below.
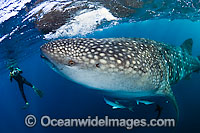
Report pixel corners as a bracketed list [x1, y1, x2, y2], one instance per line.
[40, 38, 157, 95]
[40, 38, 112, 75]
[40, 39, 85, 71]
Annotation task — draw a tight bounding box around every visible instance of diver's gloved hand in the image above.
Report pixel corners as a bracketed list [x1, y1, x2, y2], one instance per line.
[22, 102, 29, 110]
[32, 86, 43, 98]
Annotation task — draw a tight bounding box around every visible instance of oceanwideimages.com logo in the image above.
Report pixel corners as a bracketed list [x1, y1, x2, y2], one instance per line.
[25, 115, 175, 129]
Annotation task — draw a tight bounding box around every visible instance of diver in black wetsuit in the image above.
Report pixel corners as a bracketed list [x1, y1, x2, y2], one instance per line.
[9, 66, 43, 109]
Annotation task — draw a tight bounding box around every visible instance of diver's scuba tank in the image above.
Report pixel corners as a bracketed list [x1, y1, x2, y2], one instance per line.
[10, 68, 21, 76]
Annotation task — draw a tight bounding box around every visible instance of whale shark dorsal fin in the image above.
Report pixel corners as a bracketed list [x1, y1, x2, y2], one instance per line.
[156, 83, 179, 121]
[181, 38, 193, 55]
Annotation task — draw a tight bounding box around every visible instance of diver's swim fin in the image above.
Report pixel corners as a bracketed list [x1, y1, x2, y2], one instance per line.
[22, 102, 29, 110]
[35, 89, 43, 98]
[33, 86, 43, 98]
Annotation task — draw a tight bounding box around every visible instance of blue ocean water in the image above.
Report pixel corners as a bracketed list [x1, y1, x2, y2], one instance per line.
[1, 1, 200, 132]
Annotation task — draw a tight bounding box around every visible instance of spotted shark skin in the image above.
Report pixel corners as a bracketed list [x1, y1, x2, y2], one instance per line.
[40, 38, 200, 118]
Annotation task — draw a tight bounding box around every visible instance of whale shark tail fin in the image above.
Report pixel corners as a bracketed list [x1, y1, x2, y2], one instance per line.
[181, 38, 193, 55]
[195, 56, 200, 73]
[193, 56, 200, 73]
[181, 39, 200, 73]
[198, 56, 200, 61]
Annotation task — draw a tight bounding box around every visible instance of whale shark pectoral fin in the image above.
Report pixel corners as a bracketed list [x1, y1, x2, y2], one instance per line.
[155, 104, 163, 119]
[156, 84, 179, 121]
[136, 100, 154, 105]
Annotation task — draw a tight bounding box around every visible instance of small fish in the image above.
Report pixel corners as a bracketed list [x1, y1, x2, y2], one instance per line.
[104, 97, 134, 112]
[136, 100, 154, 105]
[104, 97, 126, 109]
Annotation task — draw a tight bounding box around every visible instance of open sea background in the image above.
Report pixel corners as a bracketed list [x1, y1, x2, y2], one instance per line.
[0, 0, 200, 133]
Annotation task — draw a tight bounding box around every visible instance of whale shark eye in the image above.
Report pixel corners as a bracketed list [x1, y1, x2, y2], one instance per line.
[68, 60, 75, 66]
[96, 63, 100, 68]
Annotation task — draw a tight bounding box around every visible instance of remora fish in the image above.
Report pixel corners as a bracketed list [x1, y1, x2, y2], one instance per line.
[40, 38, 200, 117]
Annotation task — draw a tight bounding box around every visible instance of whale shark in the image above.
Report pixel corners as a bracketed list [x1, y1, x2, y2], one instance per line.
[40, 38, 200, 118]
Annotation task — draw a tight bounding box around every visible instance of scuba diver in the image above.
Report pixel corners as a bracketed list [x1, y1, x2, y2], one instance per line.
[9, 66, 43, 109]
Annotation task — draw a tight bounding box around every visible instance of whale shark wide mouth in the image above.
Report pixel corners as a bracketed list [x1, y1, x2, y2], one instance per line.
[40, 51, 51, 63]
[40, 54, 49, 61]
[40, 52, 57, 69]
[40, 45, 53, 63]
